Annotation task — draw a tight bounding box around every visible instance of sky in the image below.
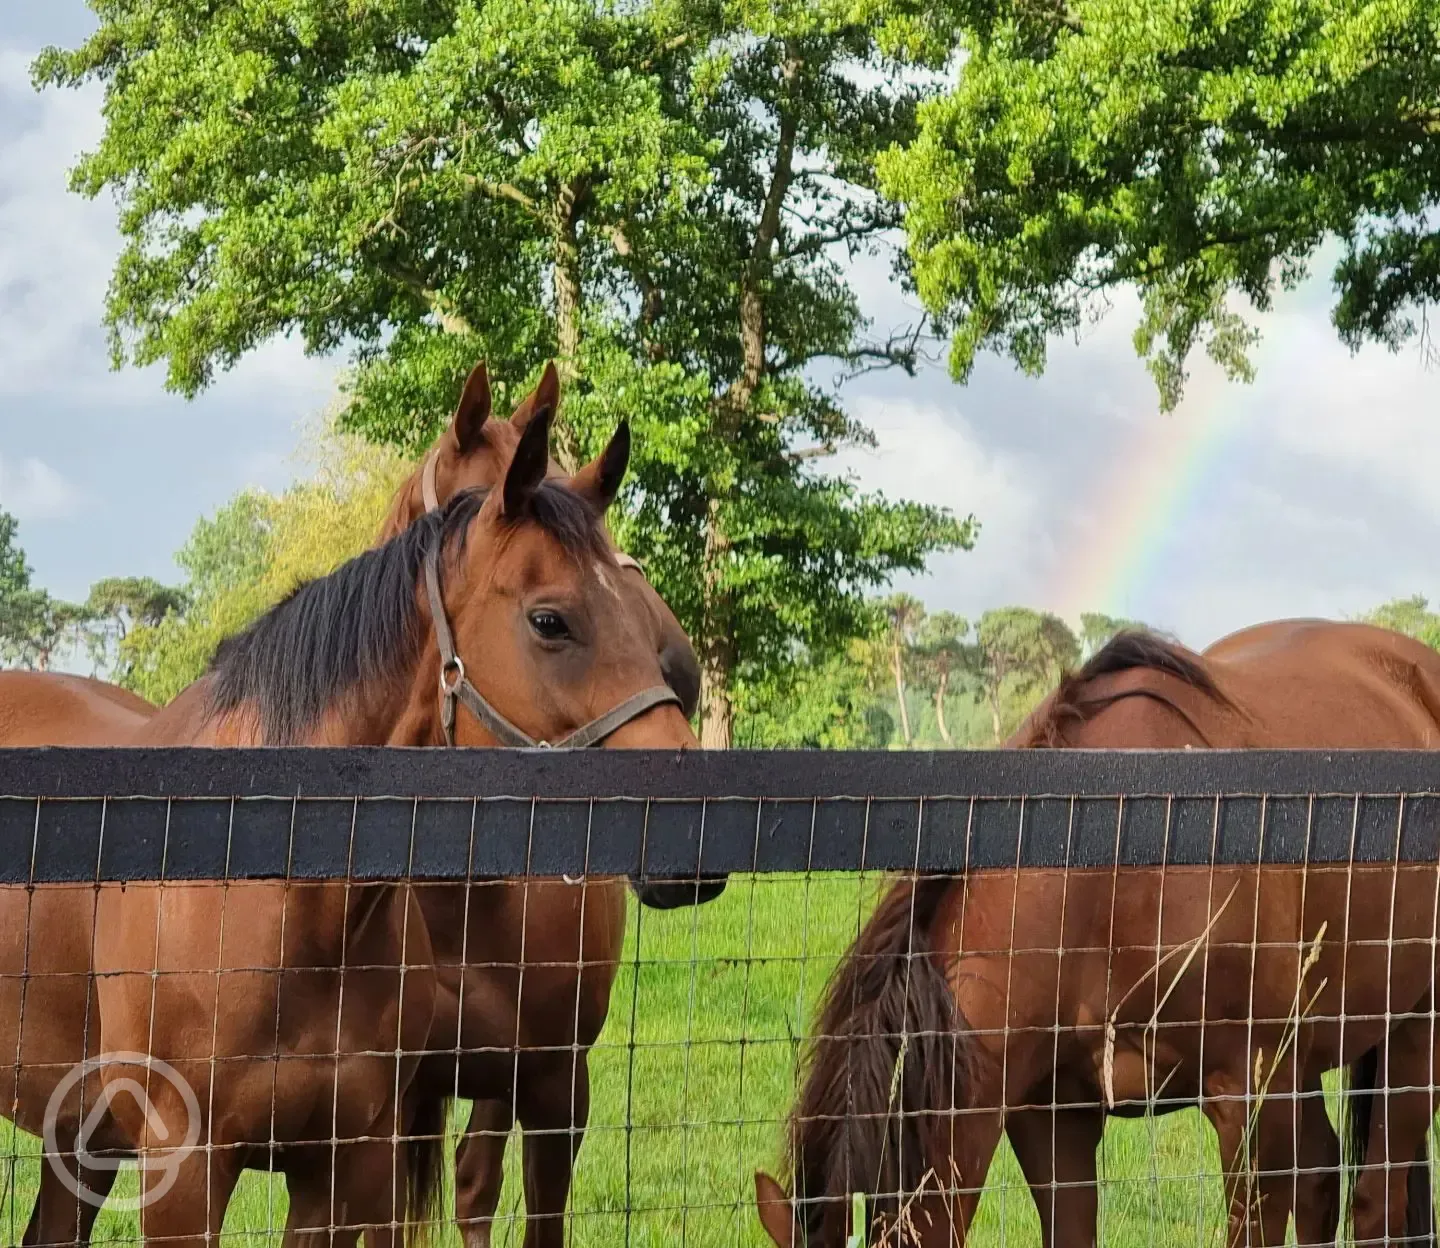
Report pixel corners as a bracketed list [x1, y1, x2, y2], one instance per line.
[2, 3, 1437, 652]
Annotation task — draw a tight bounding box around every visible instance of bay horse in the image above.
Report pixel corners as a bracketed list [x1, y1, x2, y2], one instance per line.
[370, 359, 725, 1246]
[756, 620, 1440, 1247]
[0, 408, 697, 1246]
[0, 359, 719, 1248]
[376, 358, 714, 907]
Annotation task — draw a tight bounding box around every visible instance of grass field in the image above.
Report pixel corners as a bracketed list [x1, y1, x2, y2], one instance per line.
[0, 875, 1277, 1246]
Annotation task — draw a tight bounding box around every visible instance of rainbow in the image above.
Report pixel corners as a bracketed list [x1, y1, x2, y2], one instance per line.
[1049, 356, 1261, 633]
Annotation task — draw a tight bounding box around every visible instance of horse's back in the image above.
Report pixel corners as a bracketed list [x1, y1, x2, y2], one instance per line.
[0, 671, 154, 745]
[1203, 618, 1440, 746]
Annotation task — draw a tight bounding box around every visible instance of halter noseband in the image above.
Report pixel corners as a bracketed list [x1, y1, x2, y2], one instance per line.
[419, 450, 681, 748]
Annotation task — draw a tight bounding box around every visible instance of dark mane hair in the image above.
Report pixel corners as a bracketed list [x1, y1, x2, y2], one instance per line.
[206, 482, 610, 743]
[788, 874, 973, 1244]
[1020, 629, 1232, 746]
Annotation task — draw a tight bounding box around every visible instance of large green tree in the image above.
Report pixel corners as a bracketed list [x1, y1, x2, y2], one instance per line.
[879, 0, 1440, 409]
[39, 0, 974, 746]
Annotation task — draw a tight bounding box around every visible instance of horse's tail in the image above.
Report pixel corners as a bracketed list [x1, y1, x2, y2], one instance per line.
[403, 1091, 448, 1248]
[789, 874, 966, 1242]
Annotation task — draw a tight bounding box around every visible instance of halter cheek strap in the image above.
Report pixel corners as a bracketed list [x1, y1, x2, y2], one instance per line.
[422, 546, 681, 748]
[421, 449, 442, 513]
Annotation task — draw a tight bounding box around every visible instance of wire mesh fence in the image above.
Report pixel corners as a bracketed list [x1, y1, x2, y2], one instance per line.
[1, 747, 1439, 1247]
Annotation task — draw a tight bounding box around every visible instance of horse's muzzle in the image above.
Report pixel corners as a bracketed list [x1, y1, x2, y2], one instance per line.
[630, 874, 729, 910]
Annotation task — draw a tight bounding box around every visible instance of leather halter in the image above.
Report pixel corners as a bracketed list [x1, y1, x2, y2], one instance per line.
[418, 452, 680, 747]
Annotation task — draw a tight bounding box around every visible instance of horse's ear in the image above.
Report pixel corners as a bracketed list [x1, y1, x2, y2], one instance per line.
[502, 403, 553, 517]
[511, 361, 560, 431]
[450, 361, 492, 453]
[754, 1172, 799, 1247]
[570, 421, 630, 512]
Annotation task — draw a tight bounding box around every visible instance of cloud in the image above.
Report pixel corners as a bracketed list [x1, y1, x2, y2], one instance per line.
[836, 395, 1056, 620]
[836, 253, 1440, 646]
[0, 42, 338, 408]
[0, 49, 118, 396]
[0, 453, 80, 520]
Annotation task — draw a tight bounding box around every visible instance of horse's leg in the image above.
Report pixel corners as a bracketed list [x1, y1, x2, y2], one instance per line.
[1292, 1074, 1341, 1248]
[23, 1142, 117, 1248]
[455, 1098, 514, 1248]
[286, 1137, 410, 1248]
[134, 1144, 244, 1248]
[518, 1058, 588, 1248]
[1352, 1017, 1438, 1248]
[283, 1146, 345, 1248]
[1203, 1053, 1301, 1248]
[1005, 1105, 1103, 1248]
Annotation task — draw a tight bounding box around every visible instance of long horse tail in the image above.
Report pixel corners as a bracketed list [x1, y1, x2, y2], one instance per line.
[789, 874, 967, 1243]
[403, 1092, 448, 1248]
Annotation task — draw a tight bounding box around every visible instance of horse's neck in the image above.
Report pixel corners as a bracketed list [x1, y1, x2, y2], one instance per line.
[126, 669, 442, 746]
[125, 676, 227, 744]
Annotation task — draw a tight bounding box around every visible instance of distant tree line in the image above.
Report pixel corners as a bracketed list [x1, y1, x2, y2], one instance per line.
[739, 599, 1148, 749]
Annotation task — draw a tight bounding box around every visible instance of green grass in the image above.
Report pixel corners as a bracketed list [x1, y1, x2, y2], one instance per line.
[0, 876, 1306, 1246]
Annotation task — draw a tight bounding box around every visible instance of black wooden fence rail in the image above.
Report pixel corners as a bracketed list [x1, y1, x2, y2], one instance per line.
[2, 747, 1440, 883]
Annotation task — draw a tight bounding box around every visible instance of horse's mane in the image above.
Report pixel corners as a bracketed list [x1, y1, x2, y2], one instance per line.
[1017, 629, 1233, 746]
[207, 482, 610, 743]
[788, 874, 976, 1243]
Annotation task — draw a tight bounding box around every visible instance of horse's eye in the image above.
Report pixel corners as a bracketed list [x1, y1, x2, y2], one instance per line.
[528, 610, 571, 641]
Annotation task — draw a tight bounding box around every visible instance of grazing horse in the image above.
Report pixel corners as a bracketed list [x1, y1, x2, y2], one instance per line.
[756, 620, 1440, 1247]
[0, 409, 696, 1247]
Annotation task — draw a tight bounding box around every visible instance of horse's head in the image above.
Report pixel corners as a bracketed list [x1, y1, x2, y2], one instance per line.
[390, 360, 720, 906]
[432, 404, 697, 755]
[755, 1171, 806, 1246]
[382, 360, 703, 724]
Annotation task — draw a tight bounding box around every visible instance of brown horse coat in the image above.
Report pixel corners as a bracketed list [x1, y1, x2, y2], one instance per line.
[760, 619, 1440, 1248]
[0, 412, 696, 1248]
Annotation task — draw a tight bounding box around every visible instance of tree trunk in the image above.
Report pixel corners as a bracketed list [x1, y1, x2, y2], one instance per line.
[988, 687, 1002, 744]
[696, 60, 801, 750]
[550, 181, 587, 473]
[699, 496, 735, 748]
[891, 641, 912, 746]
[934, 668, 951, 745]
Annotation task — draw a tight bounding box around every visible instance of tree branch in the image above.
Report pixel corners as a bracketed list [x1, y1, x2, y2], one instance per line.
[833, 320, 938, 380]
[375, 259, 475, 336]
[638, 32, 690, 72]
[780, 212, 901, 260]
[460, 174, 541, 215]
[609, 220, 666, 358]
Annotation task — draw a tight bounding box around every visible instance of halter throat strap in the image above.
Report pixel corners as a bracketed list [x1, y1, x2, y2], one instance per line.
[422, 545, 680, 748]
